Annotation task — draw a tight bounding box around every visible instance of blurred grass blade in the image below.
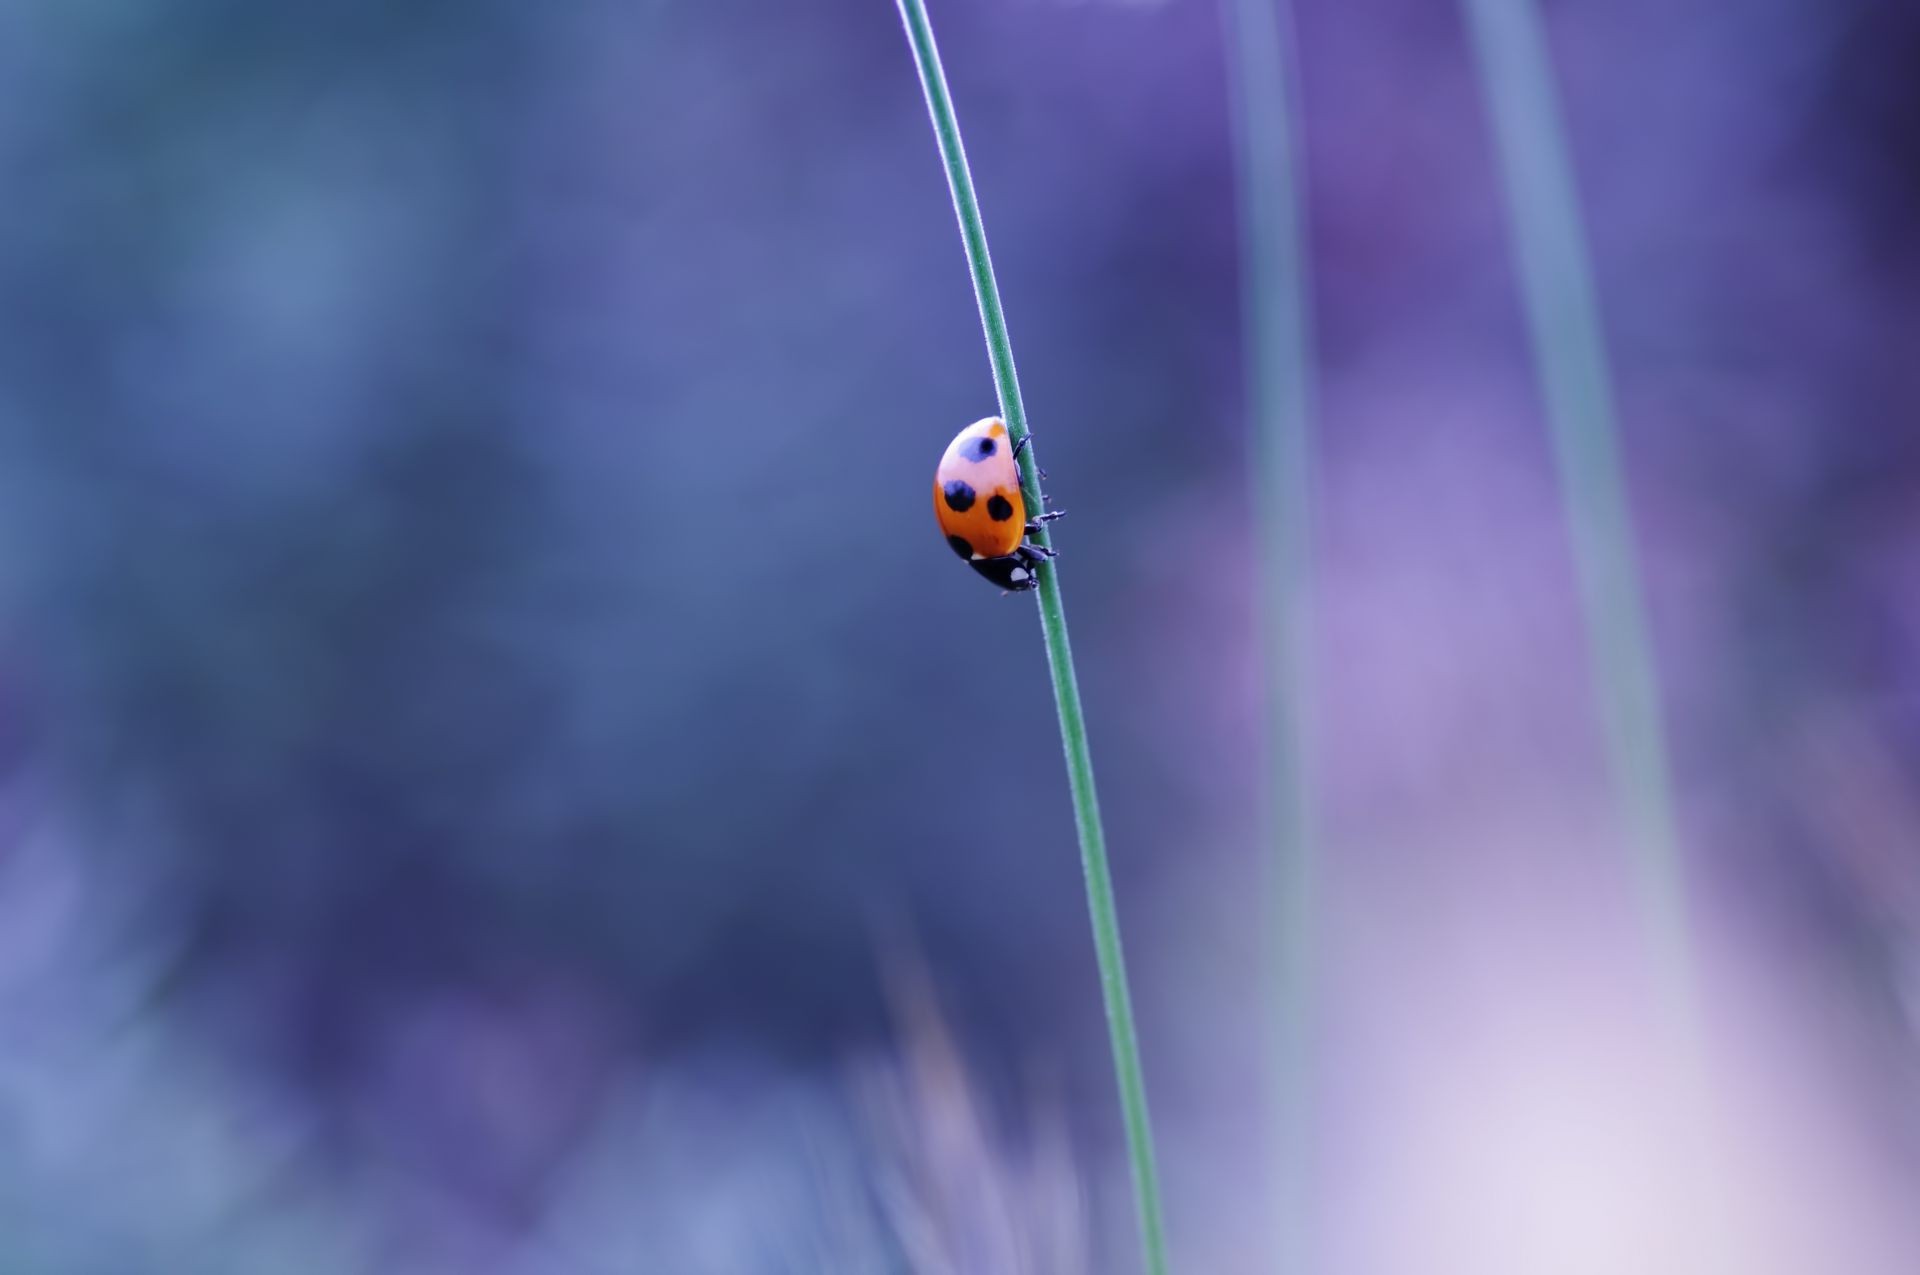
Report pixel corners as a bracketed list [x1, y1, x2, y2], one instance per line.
[1219, 0, 1320, 1268]
[1462, 0, 1697, 1029]
[891, 2, 1172, 1272]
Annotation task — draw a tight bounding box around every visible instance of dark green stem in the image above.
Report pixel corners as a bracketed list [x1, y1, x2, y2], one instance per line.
[893, 2, 1171, 1271]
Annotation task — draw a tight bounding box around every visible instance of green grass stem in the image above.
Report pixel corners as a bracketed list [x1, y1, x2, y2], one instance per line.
[1462, 0, 1697, 1032]
[1220, 0, 1319, 1268]
[892, 3, 1171, 1271]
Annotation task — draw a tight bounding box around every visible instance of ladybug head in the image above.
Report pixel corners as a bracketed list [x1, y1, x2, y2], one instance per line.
[969, 554, 1039, 593]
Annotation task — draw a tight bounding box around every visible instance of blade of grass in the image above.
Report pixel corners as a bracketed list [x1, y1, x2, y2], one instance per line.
[1220, 0, 1319, 1268]
[1462, 0, 1697, 1033]
[891, 3, 1171, 1271]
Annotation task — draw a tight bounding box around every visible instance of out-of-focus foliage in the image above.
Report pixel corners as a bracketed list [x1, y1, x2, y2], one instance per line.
[0, 0, 1916, 1270]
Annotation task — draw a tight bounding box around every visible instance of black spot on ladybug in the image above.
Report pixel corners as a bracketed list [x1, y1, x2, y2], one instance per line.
[942, 480, 976, 512]
[987, 493, 1015, 521]
[946, 534, 975, 560]
[970, 436, 997, 460]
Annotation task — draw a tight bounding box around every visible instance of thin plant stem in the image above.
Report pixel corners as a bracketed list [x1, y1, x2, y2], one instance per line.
[892, 2, 1171, 1271]
[1220, 0, 1318, 1268]
[1462, 0, 1697, 1034]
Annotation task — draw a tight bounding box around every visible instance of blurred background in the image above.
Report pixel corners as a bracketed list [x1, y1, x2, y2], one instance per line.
[0, 0, 1916, 1270]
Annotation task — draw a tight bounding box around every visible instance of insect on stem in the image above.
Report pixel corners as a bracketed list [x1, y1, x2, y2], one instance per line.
[892, 2, 1173, 1272]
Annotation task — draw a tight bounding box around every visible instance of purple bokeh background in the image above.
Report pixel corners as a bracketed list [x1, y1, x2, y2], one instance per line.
[0, 0, 1915, 1270]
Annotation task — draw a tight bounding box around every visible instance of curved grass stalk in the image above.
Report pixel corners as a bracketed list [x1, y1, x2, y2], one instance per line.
[891, 2, 1171, 1271]
[1220, 0, 1320, 1268]
[1462, 0, 1697, 1034]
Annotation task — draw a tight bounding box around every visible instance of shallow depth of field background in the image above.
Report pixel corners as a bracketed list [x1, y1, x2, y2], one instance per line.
[0, 1, 1917, 1271]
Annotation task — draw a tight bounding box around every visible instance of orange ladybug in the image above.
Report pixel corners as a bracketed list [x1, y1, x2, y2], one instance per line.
[933, 416, 1063, 592]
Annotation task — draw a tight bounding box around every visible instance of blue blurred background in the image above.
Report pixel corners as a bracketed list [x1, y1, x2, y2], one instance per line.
[0, 0, 1917, 1270]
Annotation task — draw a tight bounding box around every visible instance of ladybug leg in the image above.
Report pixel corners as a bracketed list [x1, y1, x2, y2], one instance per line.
[1024, 510, 1065, 535]
[1012, 432, 1049, 481]
[1014, 543, 1055, 565]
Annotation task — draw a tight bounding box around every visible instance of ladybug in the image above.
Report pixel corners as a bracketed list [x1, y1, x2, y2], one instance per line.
[934, 416, 1064, 592]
